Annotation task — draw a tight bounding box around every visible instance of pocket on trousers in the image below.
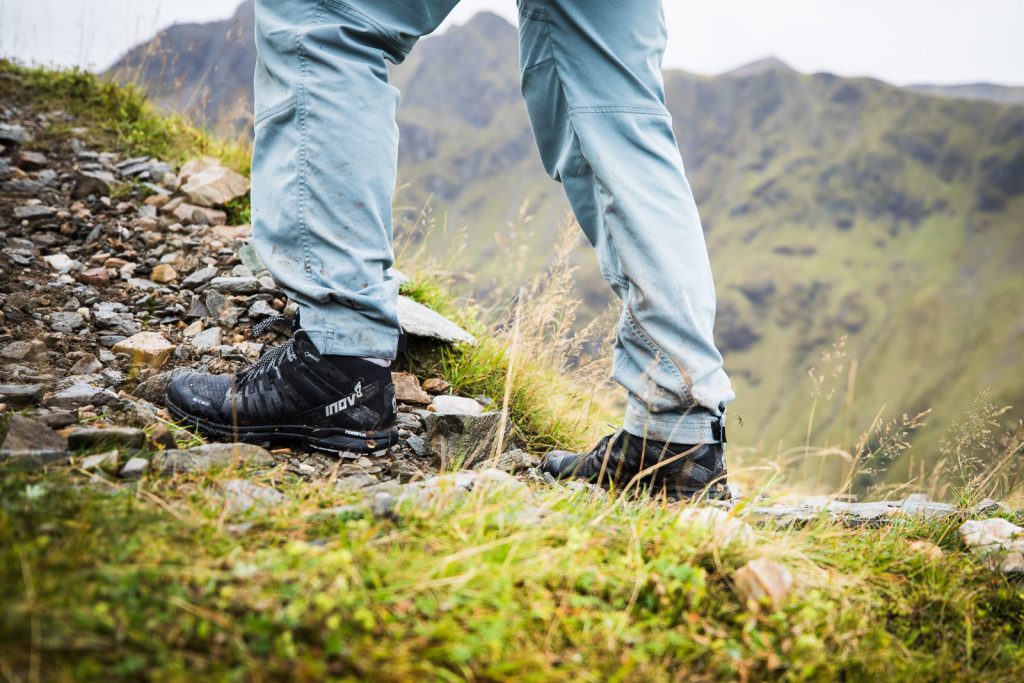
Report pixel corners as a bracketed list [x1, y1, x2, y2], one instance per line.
[254, 95, 298, 129]
[517, 3, 552, 73]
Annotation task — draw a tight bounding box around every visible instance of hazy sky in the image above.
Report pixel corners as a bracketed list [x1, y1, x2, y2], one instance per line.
[1, 0, 1021, 85]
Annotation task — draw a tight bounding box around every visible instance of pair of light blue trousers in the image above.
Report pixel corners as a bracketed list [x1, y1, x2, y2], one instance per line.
[251, 0, 735, 443]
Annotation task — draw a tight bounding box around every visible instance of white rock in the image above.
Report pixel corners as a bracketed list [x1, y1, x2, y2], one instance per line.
[958, 518, 1023, 549]
[676, 506, 754, 546]
[432, 394, 483, 416]
[42, 253, 79, 273]
[120, 457, 149, 479]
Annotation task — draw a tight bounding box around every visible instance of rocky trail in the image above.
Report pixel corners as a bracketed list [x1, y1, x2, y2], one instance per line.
[0, 101, 507, 485]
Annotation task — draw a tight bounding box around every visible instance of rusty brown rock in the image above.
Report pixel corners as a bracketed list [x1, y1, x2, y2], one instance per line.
[392, 372, 432, 405]
[422, 377, 450, 394]
[733, 558, 793, 612]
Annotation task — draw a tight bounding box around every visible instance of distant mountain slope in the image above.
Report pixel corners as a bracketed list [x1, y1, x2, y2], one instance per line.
[107, 7, 1024, 479]
[108, 1, 256, 138]
[908, 83, 1024, 105]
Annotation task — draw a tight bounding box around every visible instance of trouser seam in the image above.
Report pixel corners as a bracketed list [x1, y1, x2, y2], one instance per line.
[624, 304, 694, 407]
[296, 22, 314, 287]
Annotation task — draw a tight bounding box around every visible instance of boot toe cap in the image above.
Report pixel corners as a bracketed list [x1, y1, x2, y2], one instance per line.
[166, 371, 232, 419]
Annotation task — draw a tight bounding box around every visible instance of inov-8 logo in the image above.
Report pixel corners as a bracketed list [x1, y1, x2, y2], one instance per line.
[324, 380, 364, 417]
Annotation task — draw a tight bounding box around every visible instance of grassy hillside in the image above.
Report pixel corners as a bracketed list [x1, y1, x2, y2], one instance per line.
[2, 61, 1024, 682]
[106, 10, 1024, 488]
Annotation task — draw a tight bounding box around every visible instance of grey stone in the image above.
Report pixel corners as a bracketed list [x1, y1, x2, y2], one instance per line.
[2, 179, 47, 194]
[40, 410, 77, 429]
[191, 326, 223, 350]
[238, 242, 267, 275]
[405, 434, 430, 458]
[181, 265, 218, 289]
[388, 458, 424, 483]
[93, 302, 140, 336]
[336, 473, 381, 493]
[120, 456, 150, 480]
[218, 306, 242, 327]
[72, 170, 118, 199]
[46, 383, 120, 410]
[68, 354, 103, 375]
[185, 296, 210, 320]
[14, 205, 56, 220]
[151, 443, 275, 475]
[209, 276, 261, 294]
[734, 497, 959, 526]
[0, 383, 45, 407]
[247, 299, 276, 320]
[0, 449, 71, 469]
[396, 412, 423, 432]
[1, 341, 39, 362]
[213, 479, 285, 514]
[203, 290, 227, 318]
[396, 295, 476, 345]
[1, 414, 67, 452]
[0, 123, 31, 145]
[48, 311, 85, 333]
[68, 426, 146, 451]
[495, 448, 540, 474]
[424, 411, 516, 470]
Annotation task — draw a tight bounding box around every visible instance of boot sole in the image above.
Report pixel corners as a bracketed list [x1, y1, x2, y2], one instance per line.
[166, 399, 398, 457]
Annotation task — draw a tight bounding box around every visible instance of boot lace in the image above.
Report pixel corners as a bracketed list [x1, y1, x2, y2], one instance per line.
[237, 315, 298, 383]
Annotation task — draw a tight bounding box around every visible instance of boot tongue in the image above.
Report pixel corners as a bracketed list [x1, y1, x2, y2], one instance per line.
[291, 330, 325, 363]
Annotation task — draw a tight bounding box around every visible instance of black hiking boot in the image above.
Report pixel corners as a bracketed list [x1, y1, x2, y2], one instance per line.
[165, 316, 398, 455]
[541, 429, 730, 501]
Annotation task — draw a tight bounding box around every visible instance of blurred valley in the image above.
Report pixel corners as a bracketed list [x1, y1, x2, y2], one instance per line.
[107, 2, 1024, 481]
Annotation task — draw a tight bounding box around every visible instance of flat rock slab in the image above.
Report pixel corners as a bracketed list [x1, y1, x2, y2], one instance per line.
[0, 383, 45, 408]
[46, 382, 120, 409]
[734, 497, 959, 525]
[152, 443, 276, 475]
[1, 414, 67, 451]
[68, 426, 146, 451]
[0, 449, 72, 469]
[397, 295, 475, 345]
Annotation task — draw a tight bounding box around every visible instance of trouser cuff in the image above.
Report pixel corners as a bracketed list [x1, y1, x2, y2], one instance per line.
[624, 401, 725, 444]
[300, 306, 400, 359]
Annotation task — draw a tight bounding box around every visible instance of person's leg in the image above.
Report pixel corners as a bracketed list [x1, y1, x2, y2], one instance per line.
[251, 0, 460, 359]
[518, 0, 734, 445]
[167, 1, 462, 454]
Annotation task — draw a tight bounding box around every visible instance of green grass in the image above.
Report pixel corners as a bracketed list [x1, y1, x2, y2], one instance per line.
[1, 465, 1022, 681]
[3, 60, 1024, 681]
[0, 59, 249, 173]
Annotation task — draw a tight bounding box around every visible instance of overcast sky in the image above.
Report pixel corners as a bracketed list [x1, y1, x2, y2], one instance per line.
[1, 0, 1021, 86]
